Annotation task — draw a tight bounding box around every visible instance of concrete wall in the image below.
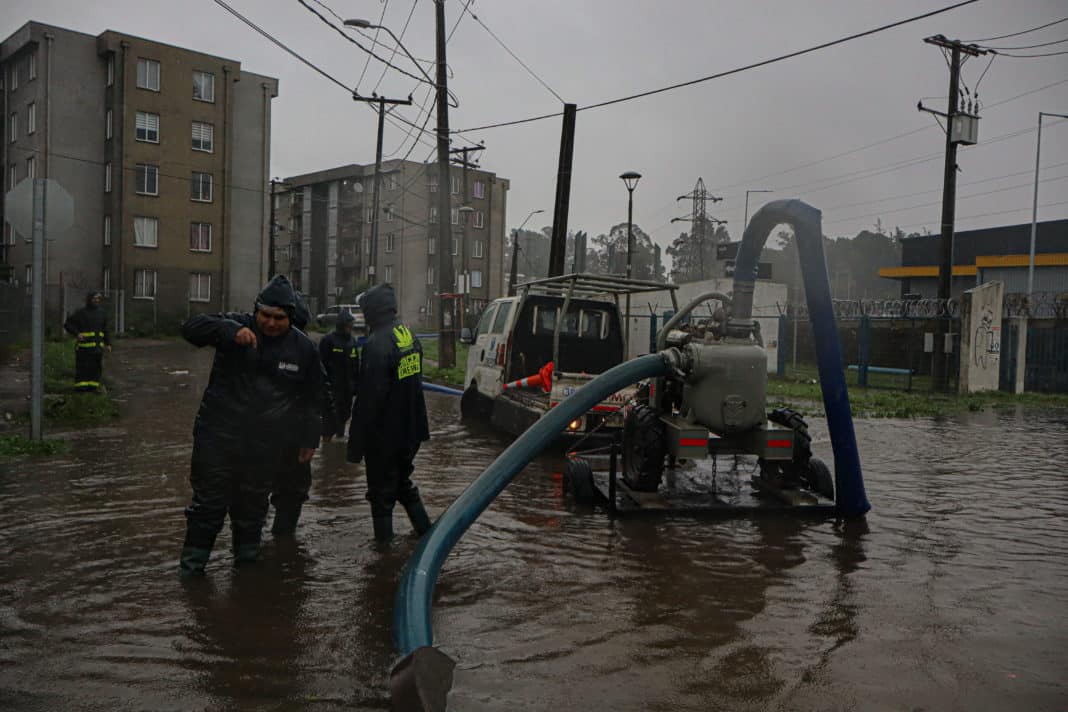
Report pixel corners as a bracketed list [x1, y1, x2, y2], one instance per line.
[623, 277, 788, 371]
[959, 280, 1003, 393]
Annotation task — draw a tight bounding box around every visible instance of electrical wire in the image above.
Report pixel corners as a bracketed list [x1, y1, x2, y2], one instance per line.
[356, 0, 391, 90]
[374, 0, 419, 93]
[990, 48, 1068, 58]
[469, 9, 565, 103]
[982, 36, 1068, 50]
[452, 0, 979, 133]
[966, 15, 1068, 43]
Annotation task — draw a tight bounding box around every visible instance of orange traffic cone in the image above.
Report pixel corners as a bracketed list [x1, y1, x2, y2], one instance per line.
[502, 361, 554, 393]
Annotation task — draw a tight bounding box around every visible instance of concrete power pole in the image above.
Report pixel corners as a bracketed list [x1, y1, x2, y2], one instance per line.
[434, 0, 456, 367]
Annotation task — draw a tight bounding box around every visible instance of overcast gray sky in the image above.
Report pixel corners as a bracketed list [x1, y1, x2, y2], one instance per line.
[6, 0, 1068, 255]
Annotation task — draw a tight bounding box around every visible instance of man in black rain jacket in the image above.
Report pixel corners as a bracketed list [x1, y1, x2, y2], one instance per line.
[347, 283, 431, 541]
[63, 291, 111, 391]
[179, 275, 322, 574]
[319, 309, 360, 440]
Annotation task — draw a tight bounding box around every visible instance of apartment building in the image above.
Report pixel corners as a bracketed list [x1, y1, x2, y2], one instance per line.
[275, 160, 509, 328]
[0, 21, 278, 330]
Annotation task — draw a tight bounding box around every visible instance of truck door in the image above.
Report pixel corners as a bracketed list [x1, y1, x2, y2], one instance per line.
[478, 300, 515, 398]
[466, 303, 497, 389]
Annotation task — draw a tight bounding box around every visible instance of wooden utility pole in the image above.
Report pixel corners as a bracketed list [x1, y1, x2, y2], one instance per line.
[547, 104, 577, 278]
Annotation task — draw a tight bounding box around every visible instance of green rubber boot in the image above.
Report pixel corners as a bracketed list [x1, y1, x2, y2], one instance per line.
[179, 546, 211, 577]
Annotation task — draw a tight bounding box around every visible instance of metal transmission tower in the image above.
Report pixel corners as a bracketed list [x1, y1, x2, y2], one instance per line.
[671, 177, 725, 280]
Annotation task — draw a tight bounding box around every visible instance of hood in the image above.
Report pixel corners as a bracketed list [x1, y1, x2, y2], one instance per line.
[255, 275, 298, 318]
[292, 292, 311, 330]
[336, 309, 355, 329]
[359, 283, 397, 328]
[85, 291, 103, 307]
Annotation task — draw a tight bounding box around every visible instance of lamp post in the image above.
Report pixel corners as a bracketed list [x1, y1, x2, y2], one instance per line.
[1028, 112, 1068, 298]
[620, 171, 641, 358]
[509, 209, 544, 296]
[744, 189, 773, 232]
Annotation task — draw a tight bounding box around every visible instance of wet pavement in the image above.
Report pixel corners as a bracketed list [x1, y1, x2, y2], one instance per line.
[1, 339, 1067, 710]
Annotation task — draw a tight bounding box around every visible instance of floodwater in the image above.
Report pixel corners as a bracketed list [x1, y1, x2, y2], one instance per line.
[1, 339, 1067, 711]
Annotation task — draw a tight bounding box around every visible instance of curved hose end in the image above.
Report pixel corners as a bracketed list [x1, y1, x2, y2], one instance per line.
[390, 646, 456, 712]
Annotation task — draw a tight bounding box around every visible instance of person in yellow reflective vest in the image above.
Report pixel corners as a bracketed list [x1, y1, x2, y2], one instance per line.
[347, 283, 431, 541]
[63, 291, 111, 392]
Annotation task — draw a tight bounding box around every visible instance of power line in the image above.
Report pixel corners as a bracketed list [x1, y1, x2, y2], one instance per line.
[453, 0, 979, 133]
[990, 48, 1068, 58]
[891, 198, 1068, 232]
[356, 0, 391, 90]
[965, 15, 1068, 43]
[374, 0, 419, 94]
[469, 9, 565, 103]
[982, 36, 1068, 50]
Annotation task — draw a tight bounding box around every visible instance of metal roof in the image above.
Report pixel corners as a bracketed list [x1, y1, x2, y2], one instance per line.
[516, 272, 676, 299]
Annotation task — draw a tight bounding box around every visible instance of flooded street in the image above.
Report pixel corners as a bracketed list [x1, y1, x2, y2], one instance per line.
[2, 339, 1067, 711]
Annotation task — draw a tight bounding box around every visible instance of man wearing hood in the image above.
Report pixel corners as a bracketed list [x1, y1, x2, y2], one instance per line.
[319, 309, 360, 441]
[63, 291, 111, 391]
[347, 283, 431, 541]
[178, 275, 323, 575]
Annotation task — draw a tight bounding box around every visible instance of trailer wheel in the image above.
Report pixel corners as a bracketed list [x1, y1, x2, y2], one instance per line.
[806, 457, 835, 500]
[768, 407, 812, 464]
[563, 457, 598, 504]
[623, 405, 666, 492]
[460, 384, 490, 420]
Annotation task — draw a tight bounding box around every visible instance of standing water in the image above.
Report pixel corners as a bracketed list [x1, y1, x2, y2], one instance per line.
[1, 340, 1066, 710]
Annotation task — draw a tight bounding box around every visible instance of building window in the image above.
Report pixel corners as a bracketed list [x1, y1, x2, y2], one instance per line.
[106, 56, 114, 86]
[135, 164, 159, 195]
[191, 172, 213, 202]
[384, 205, 395, 222]
[9, 65, 17, 91]
[8, 164, 16, 188]
[26, 157, 35, 179]
[474, 211, 485, 229]
[189, 273, 211, 302]
[428, 235, 435, 255]
[450, 175, 460, 194]
[192, 71, 215, 103]
[9, 113, 16, 143]
[28, 52, 36, 81]
[451, 208, 459, 225]
[473, 180, 485, 199]
[136, 111, 160, 143]
[105, 162, 112, 193]
[429, 206, 438, 223]
[27, 103, 35, 134]
[473, 239, 483, 258]
[365, 208, 373, 224]
[451, 236, 459, 255]
[134, 216, 159, 248]
[385, 233, 395, 253]
[426, 265, 435, 285]
[387, 174, 397, 190]
[471, 270, 483, 289]
[425, 297, 433, 315]
[134, 269, 157, 299]
[104, 216, 112, 246]
[191, 121, 214, 152]
[429, 174, 438, 192]
[25, 265, 31, 292]
[137, 58, 160, 91]
[103, 267, 110, 292]
[190, 222, 212, 252]
[364, 237, 371, 255]
[105, 109, 113, 140]
[384, 265, 393, 283]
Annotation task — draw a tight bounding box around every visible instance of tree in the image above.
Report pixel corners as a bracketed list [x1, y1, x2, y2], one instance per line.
[666, 217, 730, 283]
[590, 223, 664, 281]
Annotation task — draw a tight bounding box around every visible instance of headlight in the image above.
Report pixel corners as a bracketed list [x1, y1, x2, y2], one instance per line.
[567, 418, 583, 432]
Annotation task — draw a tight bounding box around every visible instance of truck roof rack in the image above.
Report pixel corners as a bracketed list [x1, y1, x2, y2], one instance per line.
[516, 273, 678, 299]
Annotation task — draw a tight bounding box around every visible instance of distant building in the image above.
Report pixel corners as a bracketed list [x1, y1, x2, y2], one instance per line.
[274, 160, 509, 327]
[878, 220, 1068, 297]
[0, 21, 278, 329]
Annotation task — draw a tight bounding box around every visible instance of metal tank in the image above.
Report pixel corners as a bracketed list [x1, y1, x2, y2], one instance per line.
[680, 338, 767, 433]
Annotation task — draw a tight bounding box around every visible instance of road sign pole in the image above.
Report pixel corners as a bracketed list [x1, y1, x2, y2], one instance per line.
[30, 179, 46, 441]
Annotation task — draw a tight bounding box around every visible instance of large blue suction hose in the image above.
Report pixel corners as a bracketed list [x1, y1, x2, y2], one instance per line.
[733, 199, 870, 518]
[394, 352, 671, 657]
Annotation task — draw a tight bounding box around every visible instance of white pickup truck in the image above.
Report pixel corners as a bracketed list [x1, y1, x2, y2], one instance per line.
[459, 274, 678, 440]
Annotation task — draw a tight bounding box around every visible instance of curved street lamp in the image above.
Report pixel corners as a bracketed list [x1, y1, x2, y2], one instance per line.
[343, 18, 458, 107]
[508, 209, 545, 295]
[619, 171, 641, 357]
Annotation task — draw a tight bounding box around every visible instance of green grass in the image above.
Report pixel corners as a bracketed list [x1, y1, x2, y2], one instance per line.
[0, 434, 67, 458]
[420, 339, 469, 389]
[33, 339, 120, 427]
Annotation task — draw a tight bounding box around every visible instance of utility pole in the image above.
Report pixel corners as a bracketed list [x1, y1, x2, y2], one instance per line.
[353, 93, 413, 287]
[434, 0, 456, 367]
[450, 143, 484, 326]
[268, 179, 278, 279]
[548, 104, 577, 277]
[920, 34, 985, 391]
[672, 177, 724, 281]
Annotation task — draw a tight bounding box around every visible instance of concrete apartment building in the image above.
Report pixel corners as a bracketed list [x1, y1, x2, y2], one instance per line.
[0, 21, 278, 330]
[275, 159, 509, 328]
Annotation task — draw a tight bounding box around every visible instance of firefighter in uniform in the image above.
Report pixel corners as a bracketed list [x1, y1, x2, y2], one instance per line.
[63, 291, 111, 391]
[347, 283, 432, 541]
[319, 309, 360, 440]
[179, 276, 322, 574]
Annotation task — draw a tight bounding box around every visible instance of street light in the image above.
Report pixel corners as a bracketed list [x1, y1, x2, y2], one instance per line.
[509, 209, 545, 296]
[620, 171, 641, 358]
[343, 18, 458, 106]
[1028, 111, 1068, 298]
[744, 189, 773, 231]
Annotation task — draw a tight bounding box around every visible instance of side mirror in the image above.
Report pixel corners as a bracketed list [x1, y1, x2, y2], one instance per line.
[459, 327, 474, 344]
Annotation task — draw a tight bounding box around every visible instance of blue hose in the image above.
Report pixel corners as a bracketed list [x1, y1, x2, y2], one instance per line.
[394, 352, 670, 656]
[422, 382, 464, 397]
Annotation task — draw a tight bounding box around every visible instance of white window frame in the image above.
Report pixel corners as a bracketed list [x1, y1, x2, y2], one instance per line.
[428, 174, 438, 192]
[9, 113, 17, 143]
[365, 208, 374, 224]
[451, 236, 459, 256]
[27, 103, 35, 135]
[364, 237, 371, 255]
[471, 270, 483, 289]
[190, 172, 213, 202]
[450, 208, 459, 225]
[473, 239, 484, 258]
[384, 264, 393, 283]
[473, 180, 485, 199]
[191, 121, 214, 153]
[136, 163, 159, 196]
[385, 205, 395, 222]
[8, 164, 16, 189]
[105, 162, 112, 193]
[427, 235, 436, 255]
[133, 216, 159, 248]
[427, 264, 435, 285]
[26, 156, 35, 179]
[105, 109, 113, 140]
[9, 66, 17, 91]
[103, 215, 112, 246]
[28, 52, 36, 81]
[425, 297, 434, 316]
[474, 210, 485, 229]
[429, 206, 438, 223]
[450, 175, 460, 194]
[189, 272, 211, 302]
[387, 174, 397, 190]
[136, 58, 160, 91]
[189, 222, 212, 252]
[192, 71, 215, 103]
[135, 111, 160, 143]
[133, 269, 157, 299]
[385, 233, 395, 253]
[103, 267, 110, 292]
[106, 56, 114, 87]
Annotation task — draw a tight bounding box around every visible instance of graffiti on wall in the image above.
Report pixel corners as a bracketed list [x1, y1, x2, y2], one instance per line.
[973, 306, 1001, 370]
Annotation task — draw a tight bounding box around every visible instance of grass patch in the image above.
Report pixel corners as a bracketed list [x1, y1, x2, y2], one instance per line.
[420, 340, 469, 388]
[0, 434, 67, 458]
[32, 339, 121, 426]
[420, 339, 469, 365]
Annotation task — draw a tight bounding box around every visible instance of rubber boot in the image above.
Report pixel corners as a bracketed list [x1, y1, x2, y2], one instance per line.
[271, 503, 303, 537]
[403, 499, 432, 536]
[372, 515, 394, 542]
[179, 546, 211, 577]
[232, 543, 260, 567]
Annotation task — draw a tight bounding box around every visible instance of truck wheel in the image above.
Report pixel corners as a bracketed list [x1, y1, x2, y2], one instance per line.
[806, 457, 835, 500]
[563, 457, 597, 504]
[460, 384, 489, 420]
[623, 405, 666, 492]
[768, 407, 812, 464]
